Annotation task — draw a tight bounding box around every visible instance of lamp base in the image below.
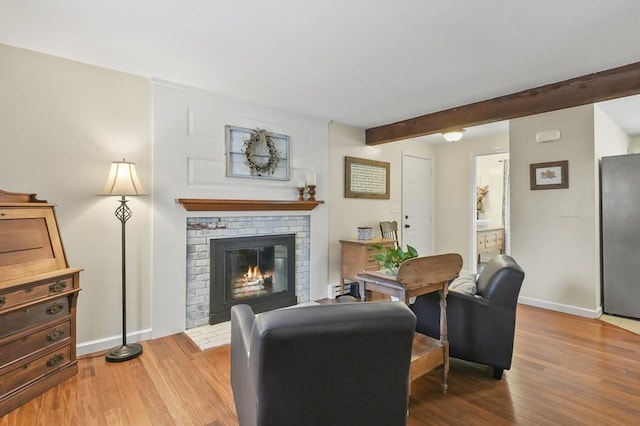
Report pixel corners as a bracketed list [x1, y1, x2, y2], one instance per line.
[105, 343, 143, 362]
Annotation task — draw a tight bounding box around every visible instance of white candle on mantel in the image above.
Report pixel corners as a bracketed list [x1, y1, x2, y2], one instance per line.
[306, 172, 316, 186]
[298, 180, 306, 188]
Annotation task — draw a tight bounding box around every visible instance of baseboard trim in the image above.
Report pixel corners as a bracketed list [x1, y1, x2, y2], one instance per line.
[77, 328, 153, 357]
[518, 296, 602, 319]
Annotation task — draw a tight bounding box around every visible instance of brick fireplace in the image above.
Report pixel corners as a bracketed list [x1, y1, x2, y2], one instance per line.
[209, 233, 297, 324]
[186, 215, 310, 329]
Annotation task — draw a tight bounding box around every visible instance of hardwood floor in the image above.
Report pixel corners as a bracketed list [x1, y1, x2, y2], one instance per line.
[2, 304, 639, 425]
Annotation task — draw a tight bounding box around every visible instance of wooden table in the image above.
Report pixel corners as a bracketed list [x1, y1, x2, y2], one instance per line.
[356, 253, 462, 394]
[356, 269, 446, 305]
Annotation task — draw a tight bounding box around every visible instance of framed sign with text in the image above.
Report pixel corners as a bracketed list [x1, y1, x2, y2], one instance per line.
[344, 156, 390, 199]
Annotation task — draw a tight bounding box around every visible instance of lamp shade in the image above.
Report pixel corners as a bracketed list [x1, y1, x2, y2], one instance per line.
[442, 129, 465, 143]
[99, 160, 147, 196]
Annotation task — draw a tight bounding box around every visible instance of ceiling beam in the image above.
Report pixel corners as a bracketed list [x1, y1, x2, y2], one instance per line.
[365, 62, 640, 145]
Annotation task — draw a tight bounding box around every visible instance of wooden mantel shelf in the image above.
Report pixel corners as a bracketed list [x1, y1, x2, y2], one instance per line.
[177, 198, 325, 212]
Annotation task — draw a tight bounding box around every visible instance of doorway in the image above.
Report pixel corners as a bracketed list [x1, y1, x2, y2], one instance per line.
[402, 153, 433, 256]
[473, 151, 510, 272]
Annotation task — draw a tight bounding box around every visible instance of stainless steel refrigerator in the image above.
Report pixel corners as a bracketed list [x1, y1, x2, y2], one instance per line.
[601, 153, 640, 319]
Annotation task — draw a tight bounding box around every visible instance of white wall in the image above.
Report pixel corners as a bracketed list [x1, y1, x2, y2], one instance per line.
[510, 105, 629, 317]
[510, 106, 602, 316]
[327, 123, 435, 285]
[594, 105, 630, 159]
[152, 80, 329, 337]
[0, 44, 153, 352]
[630, 136, 640, 153]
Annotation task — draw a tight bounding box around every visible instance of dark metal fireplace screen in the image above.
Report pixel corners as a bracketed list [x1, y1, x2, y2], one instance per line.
[210, 234, 296, 324]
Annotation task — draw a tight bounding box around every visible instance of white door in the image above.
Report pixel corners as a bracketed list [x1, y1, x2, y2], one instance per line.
[402, 154, 433, 256]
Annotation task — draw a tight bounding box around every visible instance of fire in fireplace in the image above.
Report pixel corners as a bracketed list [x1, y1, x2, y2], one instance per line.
[233, 264, 272, 298]
[210, 234, 296, 324]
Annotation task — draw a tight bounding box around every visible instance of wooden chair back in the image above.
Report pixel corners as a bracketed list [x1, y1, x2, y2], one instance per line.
[397, 253, 463, 290]
[379, 221, 399, 245]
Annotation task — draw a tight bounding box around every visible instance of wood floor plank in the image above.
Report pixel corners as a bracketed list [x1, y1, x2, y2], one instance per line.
[1, 304, 638, 425]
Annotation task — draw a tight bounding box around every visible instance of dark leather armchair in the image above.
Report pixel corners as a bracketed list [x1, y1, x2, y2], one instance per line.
[230, 302, 416, 426]
[410, 254, 525, 379]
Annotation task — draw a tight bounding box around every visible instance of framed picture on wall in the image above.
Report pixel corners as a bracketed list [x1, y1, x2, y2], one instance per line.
[225, 125, 290, 180]
[530, 160, 569, 190]
[344, 156, 390, 199]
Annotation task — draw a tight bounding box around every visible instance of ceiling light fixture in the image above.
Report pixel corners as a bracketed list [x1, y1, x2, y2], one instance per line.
[442, 128, 465, 142]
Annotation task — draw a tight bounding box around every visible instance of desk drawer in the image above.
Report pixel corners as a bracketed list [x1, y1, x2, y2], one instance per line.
[0, 321, 70, 368]
[365, 242, 395, 268]
[484, 233, 498, 249]
[366, 247, 381, 269]
[477, 229, 504, 252]
[477, 237, 486, 250]
[0, 297, 70, 339]
[0, 345, 71, 397]
[0, 277, 73, 313]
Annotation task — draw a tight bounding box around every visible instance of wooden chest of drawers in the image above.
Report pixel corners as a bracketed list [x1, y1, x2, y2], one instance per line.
[0, 190, 81, 416]
[477, 228, 505, 263]
[339, 238, 396, 295]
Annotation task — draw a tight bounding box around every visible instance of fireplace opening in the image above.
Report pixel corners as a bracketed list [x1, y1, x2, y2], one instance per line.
[210, 234, 296, 324]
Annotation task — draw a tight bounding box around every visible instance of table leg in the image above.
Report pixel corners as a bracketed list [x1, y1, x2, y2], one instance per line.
[439, 289, 449, 394]
[403, 290, 410, 305]
[358, 280, 366, 301]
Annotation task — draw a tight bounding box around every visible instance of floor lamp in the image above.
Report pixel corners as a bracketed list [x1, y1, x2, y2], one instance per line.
[99, 159, 146, 362]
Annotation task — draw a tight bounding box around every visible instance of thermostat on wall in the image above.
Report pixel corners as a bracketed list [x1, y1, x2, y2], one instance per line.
[536, 130, 561, 143]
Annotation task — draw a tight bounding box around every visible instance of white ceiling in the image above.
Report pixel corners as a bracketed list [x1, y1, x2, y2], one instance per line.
[1, 1, 639, 137]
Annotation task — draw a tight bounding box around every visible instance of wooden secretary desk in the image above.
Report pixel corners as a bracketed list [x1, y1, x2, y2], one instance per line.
[0, 190, 82, 416]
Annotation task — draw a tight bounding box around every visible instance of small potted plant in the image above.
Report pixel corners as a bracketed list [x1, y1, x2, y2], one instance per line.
[372, 244, 418, 275]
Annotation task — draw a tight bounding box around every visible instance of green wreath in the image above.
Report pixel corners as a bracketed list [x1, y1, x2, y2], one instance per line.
[243, 129, 280, 175]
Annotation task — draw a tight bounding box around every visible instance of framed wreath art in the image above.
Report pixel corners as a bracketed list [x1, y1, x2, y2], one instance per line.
[225, 125, 290, 180]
